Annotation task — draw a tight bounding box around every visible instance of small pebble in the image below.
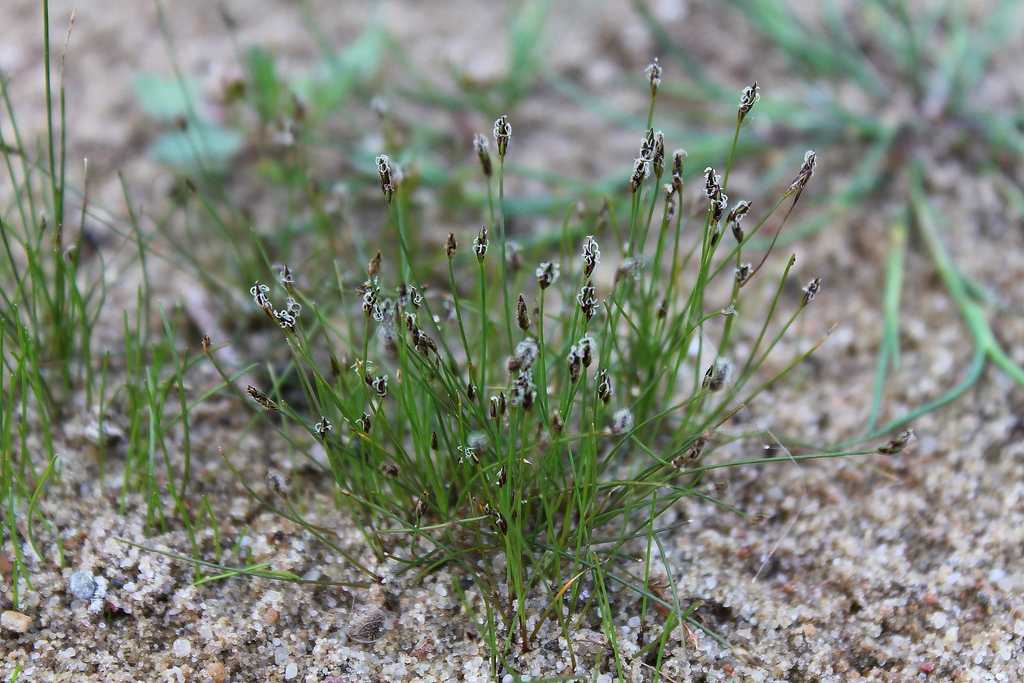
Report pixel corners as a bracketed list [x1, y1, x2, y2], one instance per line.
[1, 610, 31, 634]
[69, 569, 97, 600]
[284, 662, 298, 680]
[206, 661, 226, 683]
[172, 638, 191, 657]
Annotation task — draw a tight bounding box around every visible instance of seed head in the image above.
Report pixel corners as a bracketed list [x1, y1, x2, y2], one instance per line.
[878, 429, 915, 455]
[581, 235, 601, 277]
[577, 334, 596, 368]
[446, 232, 457, 258]
[356, 412, 372, 433]
[536, 261, 560, 289]
[467, 382, 478, 401]
[368, 251, 381, 277]
[596, 369, 612, 404]
[610, 408, 635, 435]
[376, 154, 395, 204]
[473, 133, 492, 177]
[492, 114, 511, 158]
[516, 293, 531, 331]
[551, 411, 564, 432]
[314, 416, 334, 439]
[702, 358, 733, 392]
[485, 503, 507, 534]
[473, 225, 489, 262]
[735, 262, 753, 286]
[738, 81, 760, 122]
[645, 58, 662, 96]
[801, 277, 822, 306]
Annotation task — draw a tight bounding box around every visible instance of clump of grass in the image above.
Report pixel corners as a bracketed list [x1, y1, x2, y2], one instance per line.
[199, 63, 869, 675]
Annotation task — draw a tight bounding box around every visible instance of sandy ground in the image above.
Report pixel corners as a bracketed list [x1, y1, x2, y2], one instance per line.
[2, 1, 1024, 681]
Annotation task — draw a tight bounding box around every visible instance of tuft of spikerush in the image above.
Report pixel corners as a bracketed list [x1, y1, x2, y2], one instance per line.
[211, 56, 839, 673]
[473, 133, 492, 177]
[492, 114, 511, 158]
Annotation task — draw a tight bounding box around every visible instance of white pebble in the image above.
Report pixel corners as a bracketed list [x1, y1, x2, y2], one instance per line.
[284, 662, 298, 680]
[69, 570, 97, 600]
[172, 638, 191, 657]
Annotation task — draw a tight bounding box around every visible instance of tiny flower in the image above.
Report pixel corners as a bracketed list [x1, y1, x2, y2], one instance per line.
[473, 226, 489, 261]
[640, 128, 656, 162]
[247, 385, 277, 412]
[645, 57, 662, 95]
[536, 261, 560, 289]
[615, 257, 644, 284]
[250, 281, 272, 310]
[446, 232, 457, 258]
[356, 412, 372, 433]
[702, 358, 733, 392]
[485, 503, 507, 534]
[581, 235, 601, 277]
[801, 277, 822, 306]
[630, 157, 650, 193]
[492, 114, 511, 158]
[727, 200, 752, 242]
[510, 370, 536, 410]
[787, 150, 817, 202]
[508, 337, 539, 373]
[376, 154, 395, 204]
[735, 262, 753, 286]
[671, 149, 686, 193]
[314, 416, 334, 439]
[878, 429, 915, 454]
[267, 469, 290, 496]
[367, 251, 381, 278]
[738, 81, 760, 121]
[367, 374, 389, 397]
[473, 133, 492, 177]
[577, 282, 599, 321]
[652, 131, 665, 177]
[673, 434, 708, 469]
[610, 408, 635, 435]
[596, 369, 612, 405]
[703, 167, 721, 199]
[516, 293, 531, 331]
[577, 334, 596, 368]
[279, 264, 294, 287]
